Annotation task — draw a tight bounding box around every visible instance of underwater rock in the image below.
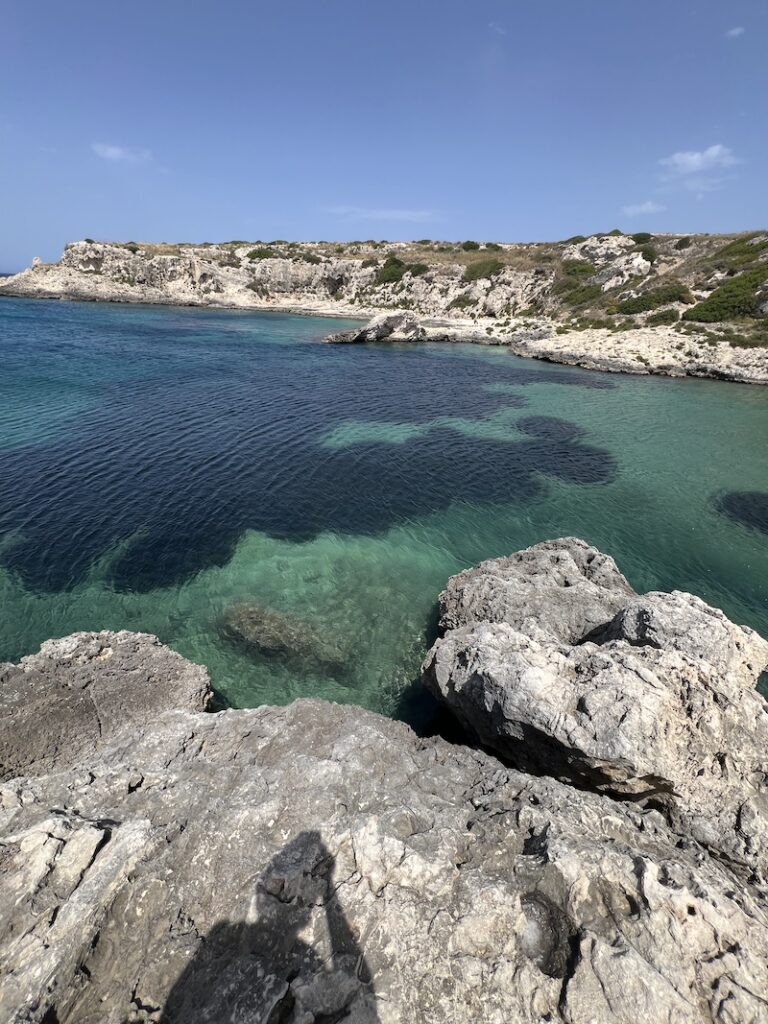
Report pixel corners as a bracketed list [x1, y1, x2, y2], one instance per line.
[218, 602, 348, 672]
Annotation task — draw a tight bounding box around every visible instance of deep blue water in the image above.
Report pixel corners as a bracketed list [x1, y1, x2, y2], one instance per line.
[1, 296, 767, 716]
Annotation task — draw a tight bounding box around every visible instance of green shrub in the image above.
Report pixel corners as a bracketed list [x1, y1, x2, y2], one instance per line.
[374, 255, 428, 284]
[646, 308, 680, 326]
[361, 257, 378, 269]
[561, 260, 597, 277]
[711, 233, 768, 269]
[675, 236, 691, 250]
[125, 242, 140, 254]
[617, 281, 693, 314]
[449, 293, 477, 310]
[564, 234, 587, 244]
[607, 228, 624, 237]
[683, 266, 768, 322]
[298, 252, 322, 265]
[638, 244, 658, 264]
[631, 232, 653, 244]
[84, 237, 95, 244]
[461, 241, 480, 251]
[247, 247, 277, 260]
[559, 283, 603, 306]
[415, 239, 432, 245]
[269, 240, 287, 245]
[463, 258, 504, 282]
[484, 242, 502, 251]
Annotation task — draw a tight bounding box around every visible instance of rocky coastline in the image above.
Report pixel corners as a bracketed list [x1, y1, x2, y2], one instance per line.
[2, 538, 767, 1023]
[2, 235, 767, 385]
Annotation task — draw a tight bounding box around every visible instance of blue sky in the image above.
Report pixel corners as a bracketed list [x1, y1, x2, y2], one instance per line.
[1, 0, 766, 268]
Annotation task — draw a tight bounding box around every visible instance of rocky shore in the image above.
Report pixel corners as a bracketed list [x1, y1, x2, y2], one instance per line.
[2, 539, 767, 1023]
[2, 235, 767, 384]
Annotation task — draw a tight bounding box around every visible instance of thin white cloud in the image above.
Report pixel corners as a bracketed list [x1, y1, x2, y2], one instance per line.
[323, 205, 435, 223]
[488, 21, 506, 35]
[726, 26, 745, 38]
[91, 142, 152, 164]
[660, 144, 740, 177]
[622, 200, 666, 217]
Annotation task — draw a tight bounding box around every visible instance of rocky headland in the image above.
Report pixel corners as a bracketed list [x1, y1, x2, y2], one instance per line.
[2, 538, 768, 1024]
[2, 232, 767, 384]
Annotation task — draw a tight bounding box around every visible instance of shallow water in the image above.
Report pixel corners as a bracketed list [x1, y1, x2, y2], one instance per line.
[1, 296, 767, 720]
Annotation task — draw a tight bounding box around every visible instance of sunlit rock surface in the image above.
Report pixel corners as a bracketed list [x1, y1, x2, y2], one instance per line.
[2, 540, 768, 1022]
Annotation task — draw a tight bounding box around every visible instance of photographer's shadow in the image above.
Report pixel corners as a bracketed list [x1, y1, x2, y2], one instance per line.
[161, 830, 379, 1023]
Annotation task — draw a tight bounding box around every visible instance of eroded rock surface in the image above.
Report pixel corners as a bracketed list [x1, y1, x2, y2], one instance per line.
[2, 540, 768, 1024]
[424, 539, 768, 882]
[438, 537, 635, 642]
[2, 688, 768, 1023]
[0, 631, 211, 782]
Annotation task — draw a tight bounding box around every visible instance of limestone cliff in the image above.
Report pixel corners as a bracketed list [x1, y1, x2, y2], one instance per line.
[3, 232, 767, 383]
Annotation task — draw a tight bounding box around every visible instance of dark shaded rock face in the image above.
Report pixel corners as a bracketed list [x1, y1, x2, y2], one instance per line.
[2, 541, 768, 1023]
[219, 603, 349, 673]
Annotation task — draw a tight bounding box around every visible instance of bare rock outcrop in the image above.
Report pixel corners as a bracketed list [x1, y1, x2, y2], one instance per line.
[438, 537, 635, 642]
[424, 539, 768, 882]
[0, 631, 211, 782]
[1, 654, 767, 1023]
[2, 543, 768, 1023]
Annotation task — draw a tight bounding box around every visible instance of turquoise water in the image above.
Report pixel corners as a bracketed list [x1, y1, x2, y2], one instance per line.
[1, 296, 767, 721]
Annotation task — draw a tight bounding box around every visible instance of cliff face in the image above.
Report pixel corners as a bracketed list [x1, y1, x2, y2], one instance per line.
[0, 239, 551, 318]
[2, 540, 768, 1024]
[3, 233, 768, 382]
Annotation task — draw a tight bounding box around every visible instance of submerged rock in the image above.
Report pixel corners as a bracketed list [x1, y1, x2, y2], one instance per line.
[424, 538, 768, 880]
[219, 602, 348, 672]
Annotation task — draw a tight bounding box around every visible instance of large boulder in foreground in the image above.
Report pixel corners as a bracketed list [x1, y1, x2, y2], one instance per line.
[424, 539, 768, 881]
[2, 665, 767, 1024]
[438, 537, 635, 642]
[0, 631, 211, 782]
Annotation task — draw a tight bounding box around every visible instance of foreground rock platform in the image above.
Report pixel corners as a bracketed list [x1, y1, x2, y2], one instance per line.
[1, 540, 768, 1023]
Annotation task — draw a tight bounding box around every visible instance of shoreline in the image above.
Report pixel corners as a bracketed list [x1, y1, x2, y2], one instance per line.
[2, 237, 767, 386]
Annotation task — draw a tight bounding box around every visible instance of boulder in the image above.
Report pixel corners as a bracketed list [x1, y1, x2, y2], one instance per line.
[219, 602, 348, 673]
[325, 312, 427, 344]
[424, 539, 768, 880]
[438, 537, 635, 642]
[0, 631, 211, 782]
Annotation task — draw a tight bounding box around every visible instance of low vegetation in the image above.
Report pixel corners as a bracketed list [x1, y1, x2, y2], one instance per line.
[375, 255, 431, 285]
[617, 280, 693, 314]
[463, 258, 504, 282]
[683, 266, 768, 322]
[247, 247, 278, 260]
[646, 308, 680, 326]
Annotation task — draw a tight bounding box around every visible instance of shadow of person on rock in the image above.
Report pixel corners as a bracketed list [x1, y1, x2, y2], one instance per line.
[160, 830, 379, 1023]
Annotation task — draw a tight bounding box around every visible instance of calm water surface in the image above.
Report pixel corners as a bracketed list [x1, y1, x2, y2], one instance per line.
[1, 296, 766, 720]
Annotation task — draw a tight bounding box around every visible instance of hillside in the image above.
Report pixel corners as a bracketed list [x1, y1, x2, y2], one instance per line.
[2, 230, 768, 382]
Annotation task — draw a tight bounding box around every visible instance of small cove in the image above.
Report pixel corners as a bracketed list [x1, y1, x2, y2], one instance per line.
[1, 295, 767, 719]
